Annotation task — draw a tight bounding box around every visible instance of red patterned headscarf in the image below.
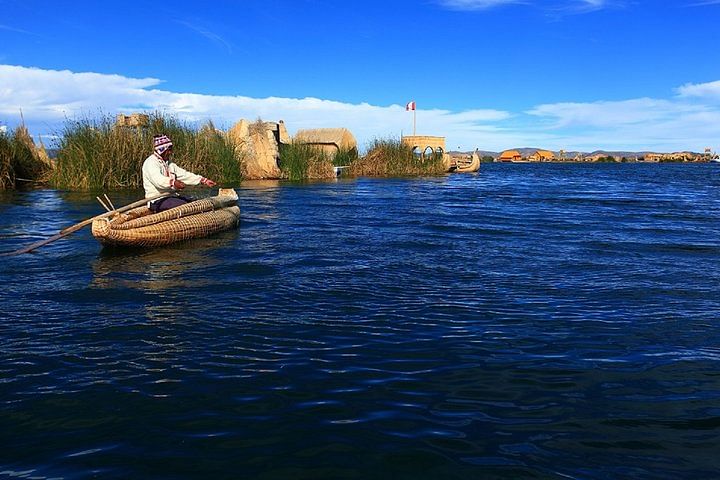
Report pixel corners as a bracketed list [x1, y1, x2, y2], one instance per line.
[153, 134, 173, 155]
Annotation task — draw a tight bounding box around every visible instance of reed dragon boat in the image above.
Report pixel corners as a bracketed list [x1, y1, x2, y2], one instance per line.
[91, 188, 240, 247]
[450, 151, 481, 173]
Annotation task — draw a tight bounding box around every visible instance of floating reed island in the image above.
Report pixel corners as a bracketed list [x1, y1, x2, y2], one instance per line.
[0, 112, 478, 190]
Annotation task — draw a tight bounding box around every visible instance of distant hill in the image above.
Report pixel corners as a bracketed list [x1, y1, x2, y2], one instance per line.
[476, 150, 500, 158]
[449, 150, 499, 158]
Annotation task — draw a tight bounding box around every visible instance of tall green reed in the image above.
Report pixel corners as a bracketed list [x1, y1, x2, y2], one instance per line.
[0, 126, 52, 189]
[50, 113, 241, 190]
[347, 138, 446, 177]
[279, 143, 334, 181]
[332, 148, 358, 167]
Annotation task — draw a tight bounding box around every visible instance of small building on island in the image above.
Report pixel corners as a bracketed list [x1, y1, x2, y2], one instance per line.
[401, 135, 446, 158]
[401, 135, 453, 170]
[226, 118, 292, 180]
[528, 150, 556, 162]
[115, 113, 149, 129]
[294, 128, 358, 157]
[498, 150, 523, 162]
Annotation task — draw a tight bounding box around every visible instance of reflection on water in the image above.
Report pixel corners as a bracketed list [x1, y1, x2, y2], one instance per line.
[0, 190, 73, 242]
[91, 232, 238, 291]
[240, 179, 282, 189]
[91, 232, 240, 326]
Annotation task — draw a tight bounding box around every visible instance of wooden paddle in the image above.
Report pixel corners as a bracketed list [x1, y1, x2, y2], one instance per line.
[2, 192, 175, 256]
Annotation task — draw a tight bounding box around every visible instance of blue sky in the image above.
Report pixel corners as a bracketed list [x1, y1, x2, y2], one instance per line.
[1, 0, 719, 152]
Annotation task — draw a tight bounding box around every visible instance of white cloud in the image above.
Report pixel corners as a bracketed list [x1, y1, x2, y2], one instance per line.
[545, 0, 625, 16]
[570, 0, 609, 12]
[437, 0, 617, 12]
[676, 79, 720, 100]
[526, 96, 720, 151]
[580, 0, 607, 8]
[436, 0, 525, 10]
[1, 64, 719, 153]
[175, 21, 233, 54]
[0, 24, 35, 35]
[527, 98, 705, 127]
[0, 64, 510, 151]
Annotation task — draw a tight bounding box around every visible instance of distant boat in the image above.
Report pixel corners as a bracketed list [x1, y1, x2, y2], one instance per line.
[448, 151, 480, 173]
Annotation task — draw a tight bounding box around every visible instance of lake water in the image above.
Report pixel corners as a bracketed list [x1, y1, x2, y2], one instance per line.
[1, 163, 719, 479]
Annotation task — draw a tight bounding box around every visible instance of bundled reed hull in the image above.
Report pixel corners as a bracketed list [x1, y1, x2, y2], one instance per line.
[92, 190, 240, 247]
[450, 152, 480, 173]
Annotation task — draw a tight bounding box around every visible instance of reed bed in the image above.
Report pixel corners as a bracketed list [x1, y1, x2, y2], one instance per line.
[50, 114, 241, 190]
[332, 148, 358, 167]
[347, 138, 446, 177]
[0, 126, 52, 189]
[278, 143, 334, 181]
[6, 114, 449, 190]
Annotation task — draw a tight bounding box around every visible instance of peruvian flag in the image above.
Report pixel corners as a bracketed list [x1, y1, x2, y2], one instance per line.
[406, 101, 416, 111]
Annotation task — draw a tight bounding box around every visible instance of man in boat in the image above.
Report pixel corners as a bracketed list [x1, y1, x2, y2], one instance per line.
[142, 134, 217, 212]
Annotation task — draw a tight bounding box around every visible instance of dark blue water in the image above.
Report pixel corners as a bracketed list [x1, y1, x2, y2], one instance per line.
[1, 163, 719, 479]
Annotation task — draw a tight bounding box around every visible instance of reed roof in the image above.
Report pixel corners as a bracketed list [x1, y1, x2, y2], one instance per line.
[499, 150, 522, 158]
[294, 128, 357, 150]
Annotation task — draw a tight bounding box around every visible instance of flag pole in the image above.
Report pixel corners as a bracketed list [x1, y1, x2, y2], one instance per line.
[413, 104, 416, 136]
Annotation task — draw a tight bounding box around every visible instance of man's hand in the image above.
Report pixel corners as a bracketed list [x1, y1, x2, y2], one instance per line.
[201, 177, 217, 187]
[173, 179, 186, 190]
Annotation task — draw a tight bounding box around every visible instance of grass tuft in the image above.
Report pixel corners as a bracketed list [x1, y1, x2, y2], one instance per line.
[279, 143, 334, 181]
[347, 138, 446, 177]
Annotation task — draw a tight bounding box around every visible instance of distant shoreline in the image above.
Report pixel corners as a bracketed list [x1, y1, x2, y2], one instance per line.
[451, 149, 717, 163]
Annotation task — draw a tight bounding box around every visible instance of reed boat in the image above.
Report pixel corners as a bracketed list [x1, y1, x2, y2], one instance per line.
[449, 151, 481, 173]
[91, 188, 240, 247]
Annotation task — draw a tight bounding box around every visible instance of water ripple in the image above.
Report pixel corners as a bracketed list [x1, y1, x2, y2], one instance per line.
[1, 165, 719, 478]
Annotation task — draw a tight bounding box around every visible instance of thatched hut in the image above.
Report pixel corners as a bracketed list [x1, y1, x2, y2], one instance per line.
[528, 150, 556, 162]
[115, 113, 149, 128]
[498, 150, 522, 162]
[293, 128, 357, 157]
[226, 119, 283, 179]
